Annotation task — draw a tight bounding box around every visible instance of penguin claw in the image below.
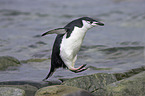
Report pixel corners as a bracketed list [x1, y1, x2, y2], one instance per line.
[78, 64, 87, 70]
[69, 64, 88, 73]
[70, 68, 88, 73]
[74, 68, 88, 73]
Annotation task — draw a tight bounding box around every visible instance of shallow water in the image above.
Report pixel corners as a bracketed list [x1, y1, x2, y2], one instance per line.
[0, 0, 145, 81]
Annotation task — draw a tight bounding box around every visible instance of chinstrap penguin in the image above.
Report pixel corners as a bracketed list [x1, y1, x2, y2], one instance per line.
[42, 17, 104, 81]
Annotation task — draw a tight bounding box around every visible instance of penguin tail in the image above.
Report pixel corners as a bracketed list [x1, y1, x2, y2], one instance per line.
[42, 66, 55, 81]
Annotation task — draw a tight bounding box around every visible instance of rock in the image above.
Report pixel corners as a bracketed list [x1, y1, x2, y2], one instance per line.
[0, 80, 61, 96]
[35, 85, 94, 96]
[106, 71, 145, 96]
[62, 73, 117, 93]
[0, 87, 25, 96]
[0, 80, 61, 88]
[113, 66, 145, 80]
[0, 85, 37, 96]
[0, 56, 20, 70]
[61, 68, 145, 96]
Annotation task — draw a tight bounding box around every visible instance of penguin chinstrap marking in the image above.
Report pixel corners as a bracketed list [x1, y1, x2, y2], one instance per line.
[42, 17, 104, 81]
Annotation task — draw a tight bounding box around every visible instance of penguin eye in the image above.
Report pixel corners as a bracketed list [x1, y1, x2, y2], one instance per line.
[90, 21, 93, 24]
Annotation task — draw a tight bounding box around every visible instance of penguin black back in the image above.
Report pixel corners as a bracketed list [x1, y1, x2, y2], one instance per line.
[43, 34, 66, 80]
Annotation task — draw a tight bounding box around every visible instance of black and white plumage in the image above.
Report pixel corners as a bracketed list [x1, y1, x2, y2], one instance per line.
[42, 17, 104, 81]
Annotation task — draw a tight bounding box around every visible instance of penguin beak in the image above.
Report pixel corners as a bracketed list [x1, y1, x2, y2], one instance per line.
[95, 21, 104, 26]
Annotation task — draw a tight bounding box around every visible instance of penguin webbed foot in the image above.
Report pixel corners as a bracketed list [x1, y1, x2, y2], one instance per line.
[69, 64, 88, 73]
[70, 68, 88, 73]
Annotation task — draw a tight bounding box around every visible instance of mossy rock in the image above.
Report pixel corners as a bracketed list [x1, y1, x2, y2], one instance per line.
[0, 85, 37, 96]
[0, 80, 61, 96]
[62, 73, 117, 92]
[106, 71, 145, 96]
[35, 85, 94, 96]
[0, 87, 25, 96]
[0, 56, 20, 70]
[113, 66, 145, 80]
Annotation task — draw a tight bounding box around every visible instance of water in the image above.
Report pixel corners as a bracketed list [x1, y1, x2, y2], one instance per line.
[0, 0, 145, 81]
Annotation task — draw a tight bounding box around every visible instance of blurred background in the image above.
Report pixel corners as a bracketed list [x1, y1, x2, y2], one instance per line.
[0, 0, 145, 81]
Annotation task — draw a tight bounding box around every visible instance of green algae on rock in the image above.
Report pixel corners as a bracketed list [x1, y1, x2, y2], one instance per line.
[0, 87, 25, 96]
[35, 85, 94, 96]
[0, 56, 20, 70]
[106, 71, 145, 96]
[62, 73, 117, 92]
[0, 85, 37, 96]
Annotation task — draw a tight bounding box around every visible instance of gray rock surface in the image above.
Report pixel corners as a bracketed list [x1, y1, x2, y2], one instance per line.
[0, 56, 20, 70]
[0, 87, 25, 96]
[0, 80, 61, 89]
[0, 80, 61, 96]
[106, 71, 145, 96]
[0, 85, 37, 96]
[62, 73, 117, 92]
[61, 68, 145, 96]
[35, 85, 94, 96]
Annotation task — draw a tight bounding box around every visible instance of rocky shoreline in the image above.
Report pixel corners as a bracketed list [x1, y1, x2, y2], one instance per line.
[0, 56, 145, 96]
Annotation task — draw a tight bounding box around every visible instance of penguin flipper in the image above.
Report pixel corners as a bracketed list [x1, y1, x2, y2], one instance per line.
[42, 28, 66, 36]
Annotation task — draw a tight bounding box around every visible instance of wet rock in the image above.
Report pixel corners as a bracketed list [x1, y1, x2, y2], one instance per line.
[0, 56, 20, 70]
[0, 80, 61, 96]
[106, 71, 145, 96]
[0, 87, 25, 96]
[0, 80, 61, 88]
[62, 73, 117, 93]
[35, 85, 94, 96]
[113, 66, 145, 80]
[0, 85, 37, 96]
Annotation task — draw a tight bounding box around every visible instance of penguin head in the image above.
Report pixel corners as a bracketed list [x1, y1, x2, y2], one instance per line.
[80, 17, 104, 29]
[41, 17, 104, 36]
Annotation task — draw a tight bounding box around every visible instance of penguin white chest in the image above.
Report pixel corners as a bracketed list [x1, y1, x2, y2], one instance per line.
[60, 26, 87, 59]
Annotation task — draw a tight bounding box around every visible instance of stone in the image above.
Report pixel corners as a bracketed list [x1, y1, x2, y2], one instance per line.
[106, 71, 145, 96]
[62, 73, 117, 93]
[113, 66, 145, 80]
[0, 87, 25, 96]
[0, 80, 61, 89]
[0, 80, 61, 96]
[0, 56, 20, 70]
[35, 85, 94, 96]
[0, 85, 37, 96]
